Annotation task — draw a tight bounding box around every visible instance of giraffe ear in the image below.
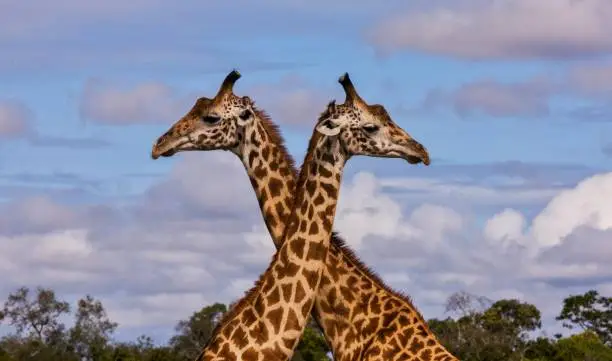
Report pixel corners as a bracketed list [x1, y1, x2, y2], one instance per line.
[315, 118, 341, 137]
[236, 109, 254, 126]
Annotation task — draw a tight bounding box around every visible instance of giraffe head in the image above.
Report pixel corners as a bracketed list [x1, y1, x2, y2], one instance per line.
[315, 73, 430, 165]
[151, 70, 257, 159]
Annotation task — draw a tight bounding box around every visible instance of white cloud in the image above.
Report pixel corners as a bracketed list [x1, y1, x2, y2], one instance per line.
[0, 155, 610, 340]
[421, 77, 555, 118]
[246, 74, 330, 127]
[483, 208, 526, 247]
[378, 176, 560, 206]
[0, 0, 169, 41]
[528, 172, 612, 248]
[340, 170, 612, 330]
[368, 0, 612, 60]
[0, 196, 80, 235]
[79, 79, 192, 125]
[335, 172, 415, 249]
[480, 172, 612, 282]
[78, 75, 330, 128]
[414, 62, 612, 119]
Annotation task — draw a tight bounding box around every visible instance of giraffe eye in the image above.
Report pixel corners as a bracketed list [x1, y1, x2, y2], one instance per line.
[239, 109, 252, 121]
[202, 115, 221, 124]
[363, 124, 379, 133]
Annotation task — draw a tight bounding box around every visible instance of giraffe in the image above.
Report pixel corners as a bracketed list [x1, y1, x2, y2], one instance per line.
[152, 71, 458, 361]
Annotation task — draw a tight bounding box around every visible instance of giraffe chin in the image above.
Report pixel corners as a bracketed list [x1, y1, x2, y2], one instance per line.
[159, 149, 177, 158]
[405, 155, 429, 165]
[151, 148, 177, 159]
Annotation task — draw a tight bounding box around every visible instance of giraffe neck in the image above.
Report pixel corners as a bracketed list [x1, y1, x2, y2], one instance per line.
[230, 113, 458, 361]
[201, 131, 347, 361]
[235, 113, 297, 248]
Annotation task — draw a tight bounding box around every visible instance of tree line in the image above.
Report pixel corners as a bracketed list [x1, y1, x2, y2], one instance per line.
[0, 286, 610, 361]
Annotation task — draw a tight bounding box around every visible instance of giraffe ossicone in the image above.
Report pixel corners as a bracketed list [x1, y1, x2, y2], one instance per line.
[152, 71, 457, 361]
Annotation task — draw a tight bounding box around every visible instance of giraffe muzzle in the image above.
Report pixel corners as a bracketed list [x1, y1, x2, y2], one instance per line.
[151, 147, 176, 160]
[400, 139, 430, 166]
[151, 136, 180, 160]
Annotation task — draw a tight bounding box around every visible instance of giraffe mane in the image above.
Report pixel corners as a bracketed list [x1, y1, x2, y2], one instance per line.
[252, 105, 297, 176]
[202, 103, 429, 350]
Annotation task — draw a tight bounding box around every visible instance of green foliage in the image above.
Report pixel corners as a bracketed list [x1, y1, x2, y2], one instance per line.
[69, 294, 118, 361]
[554, 331, 612, 361]
[292, 318, 330, 361]
[169, 302, 227, 360]
[428, 291, 612, 361]
[556, 290, 612, 346]
[0, 287, 70, 342]
[0, 286, 610, 361]
[481, 299, 542, 335]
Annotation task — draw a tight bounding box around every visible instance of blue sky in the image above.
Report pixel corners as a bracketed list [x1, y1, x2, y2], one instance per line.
[1, 0, 612, 344]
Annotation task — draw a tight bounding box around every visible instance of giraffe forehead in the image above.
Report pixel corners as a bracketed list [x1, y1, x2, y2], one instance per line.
[217, 96, 247, 115]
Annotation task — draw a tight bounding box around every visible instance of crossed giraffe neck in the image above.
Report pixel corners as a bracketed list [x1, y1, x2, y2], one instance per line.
[235, 112, 457, 361]
[151, 70, 457, 361]
[239, 113, 457, 361]
[197, 124, 346, 361]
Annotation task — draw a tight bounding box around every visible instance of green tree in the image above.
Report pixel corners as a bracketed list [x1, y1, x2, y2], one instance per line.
[481, 299, 542, 335]
[480, 298, 542, 358]
[557, 290, 612, 346]
[111, 336, 179, 361]
[0, 286, 76, 360]
[523, 336, 559, 361]
[555, 330, 612, 361]
[69, 294, 118, 361]
[292, 317, 330, 361]
[169, 302, 227, 360]
[0, 287, 70, 342]
[428, 291, 545, 361]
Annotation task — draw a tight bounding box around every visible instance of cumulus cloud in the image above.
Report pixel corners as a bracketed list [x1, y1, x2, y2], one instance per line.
[483, 208, 526, 247]
[246, 74, 330, 127]
[0, 98, 112, 148]
[0, 100, 32, 139]
[1, 150, 611, 340]
[0, 0, 386, 42]
[0, 0, 384, 75]
[78, 74, 333, 128]
[0, 196, 81, 235]
[536, 227, 612, 283]
[0, 0, 170, 41]
[368, 0, 612, 60]
[479, 172, 612, 287]
[140, 153, 260, 222]
[415, 61, 612, 119]
[0, 152, 274, 333]
[377, 176, 561, 208]
[79, 79, 194, 125]
[421, 77, 555, 118]
[527, 172, 612, 248]
[346, 170, 612, 332]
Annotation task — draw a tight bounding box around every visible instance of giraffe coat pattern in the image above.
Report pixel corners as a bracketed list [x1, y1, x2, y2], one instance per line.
[151, 71, 457, 361]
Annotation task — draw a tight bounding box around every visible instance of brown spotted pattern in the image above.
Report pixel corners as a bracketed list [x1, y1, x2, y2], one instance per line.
[151, 71, 457, 361]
